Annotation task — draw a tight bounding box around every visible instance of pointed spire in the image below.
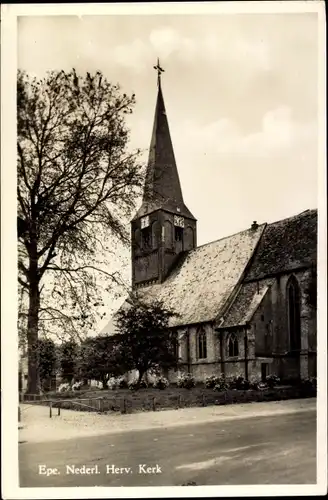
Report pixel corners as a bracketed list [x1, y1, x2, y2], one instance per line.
[134, 60, 195, 220]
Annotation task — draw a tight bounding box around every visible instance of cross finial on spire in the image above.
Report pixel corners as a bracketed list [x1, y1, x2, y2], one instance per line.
[153, 58, 164, 87]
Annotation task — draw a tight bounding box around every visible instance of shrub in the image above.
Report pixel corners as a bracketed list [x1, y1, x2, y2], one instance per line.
[88, 384, 102, 391]
[127, 380, 137, 391]
[128, 378, 148, 390]
[118, 378, 128, 389]
[71, 381, 83, 391]
[107, 378, 119, 390]
[241, 379, 251, 390]
[57, 382, 70, 393]
[108, 377, 128, 390]
[106, 378, 113, 390]
[301, 377, 317, 392]
[265, 374, 280, 388]
[213, 379, 229, 392]
[176, 373, 195, 389]
[228, 375, 249, 390]
[249, 377, 261, 390]
[153, 376, 169, 390]
[204, 375, 222, 389]
[213, 374, 228, 391]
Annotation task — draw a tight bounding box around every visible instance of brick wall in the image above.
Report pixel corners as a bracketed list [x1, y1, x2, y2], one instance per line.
[173, 323, 221, 382]
[153, 267, 316, 384]
[133, 252, 159, 283]
[249, 270, 316, 380]
[252, 286, 274, 356]
[132, 210, 197, 286]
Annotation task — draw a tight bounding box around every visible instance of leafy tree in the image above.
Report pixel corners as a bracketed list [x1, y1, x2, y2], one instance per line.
[59, 340, 79, 384]
[78, 335, 126, 389]
[37, 338, 57, 391]
[115, 295, 178, 389]
[17, 69, 144, 393]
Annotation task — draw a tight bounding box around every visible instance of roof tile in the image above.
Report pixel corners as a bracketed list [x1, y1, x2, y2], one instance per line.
[221, 279, 274, 328]
[245, 209, 317, 281]
[102, 225, 265, 332]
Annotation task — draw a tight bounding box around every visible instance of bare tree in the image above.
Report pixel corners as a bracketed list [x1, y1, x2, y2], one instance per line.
[17, 69, 144, 393]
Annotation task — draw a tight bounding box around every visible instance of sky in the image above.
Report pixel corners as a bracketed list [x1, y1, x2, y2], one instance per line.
[16, 9, 321, 325]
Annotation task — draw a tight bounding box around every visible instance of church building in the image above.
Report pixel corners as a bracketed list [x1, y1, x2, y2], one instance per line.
[104, 64, 317, 383]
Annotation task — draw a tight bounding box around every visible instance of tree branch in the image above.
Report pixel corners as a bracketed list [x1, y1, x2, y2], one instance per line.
[18, 277, 29, 289]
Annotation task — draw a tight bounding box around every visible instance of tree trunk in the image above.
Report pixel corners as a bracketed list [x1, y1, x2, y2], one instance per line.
[136, 369, 144, 389]
[26, 245, 41, 394]
[101, 375, 108, 389]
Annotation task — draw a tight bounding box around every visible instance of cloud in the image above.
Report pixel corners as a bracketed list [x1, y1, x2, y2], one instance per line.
[104, 27, 196, 70]
[111, 38, 150, 70]
[149, 26, 272, 72]
[84, 25, 272, 73]
[149, 27, 182, 58]
[149, 27, 196, 61]
[177, 106, 316, 160]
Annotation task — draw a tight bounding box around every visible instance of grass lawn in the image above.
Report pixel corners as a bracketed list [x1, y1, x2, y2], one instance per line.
[21, 384, 316, 414]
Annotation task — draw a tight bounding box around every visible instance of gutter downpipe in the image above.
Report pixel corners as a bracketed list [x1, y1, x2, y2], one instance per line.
[244, 326, 249, 380]
[219, 330, 225, 377]
[187, 330, 191, 374]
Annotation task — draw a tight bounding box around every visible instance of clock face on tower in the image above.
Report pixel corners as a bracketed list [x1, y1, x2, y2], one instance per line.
[141, 216, 150, 229]
[174, 215, 184, 228]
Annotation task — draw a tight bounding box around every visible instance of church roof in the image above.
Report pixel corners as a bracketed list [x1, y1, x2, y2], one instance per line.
[133, 76, 195, 221]
[217, 209, 317, 329]
[245, 209, 317, 281]
[219, 278, 274, 329]
[102, 224, 265, 333]
[102, 209, 317, 335]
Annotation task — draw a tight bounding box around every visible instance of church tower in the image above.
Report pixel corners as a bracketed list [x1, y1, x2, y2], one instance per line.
[131, 60, 197, 289]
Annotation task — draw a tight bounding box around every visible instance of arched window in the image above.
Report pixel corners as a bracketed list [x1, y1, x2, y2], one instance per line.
[141, 226, 152, 250]
[228, 334, 239, 357]
[197, 328, 207, 359]
[134, 229, 141, 253]
[175, 226, 183, 242]
[184, 226, 195, 251]
[164, 220, 173, 249]
[152, 221, 160, 249]
[287, 276, 301, 351]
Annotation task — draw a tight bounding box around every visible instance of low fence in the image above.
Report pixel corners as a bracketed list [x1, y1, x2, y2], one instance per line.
[19, 384, 316, 418]
[19, 396, 105, 419]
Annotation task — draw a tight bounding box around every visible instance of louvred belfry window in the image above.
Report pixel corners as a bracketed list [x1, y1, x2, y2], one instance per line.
[140, 216, 151, 250]
[174, 215, 184, 242]
[175, 226, 183, 242]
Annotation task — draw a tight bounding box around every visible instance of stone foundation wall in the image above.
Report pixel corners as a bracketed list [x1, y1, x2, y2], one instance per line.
[190, 363, 219, 381]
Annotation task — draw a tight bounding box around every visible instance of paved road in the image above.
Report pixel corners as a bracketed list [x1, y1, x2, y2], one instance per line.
[19, 408, 316, 487]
